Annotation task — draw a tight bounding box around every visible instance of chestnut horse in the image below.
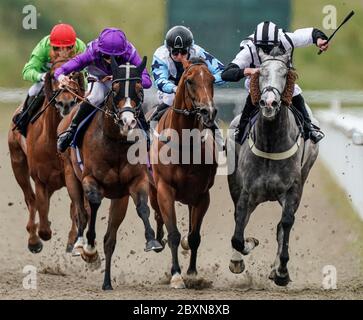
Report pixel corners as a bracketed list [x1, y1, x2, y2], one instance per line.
[150, 57, 218, 288]
[58, 56, 162, 290]
[8, 56, 85, 253]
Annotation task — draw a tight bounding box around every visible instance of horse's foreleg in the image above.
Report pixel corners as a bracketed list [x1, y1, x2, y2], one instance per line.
[81, 175, 103, 266]
[63, 158, 88, 255]
[130, 181, 162, 252]
[186, 192, 210, 276]
[149, 182, 166, 252]
[157, 181, 184, 289]
[102, 196, 128, 290]
[35, 181, 52, 241]
[8, 139, 41, 253]
[66, 201, 78, 253]
[270, 183, 302, 286]
[230, 191, 258, 274]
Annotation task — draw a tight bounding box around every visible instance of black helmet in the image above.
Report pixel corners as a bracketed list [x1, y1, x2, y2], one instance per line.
[165, 26, 193, 51]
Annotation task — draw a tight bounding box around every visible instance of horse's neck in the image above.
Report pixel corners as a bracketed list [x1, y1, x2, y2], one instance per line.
[168, 84, 196, 133]
[42, 102, 61, 136]
[99, 107, 121, 140]
[254, 106, 298, 151]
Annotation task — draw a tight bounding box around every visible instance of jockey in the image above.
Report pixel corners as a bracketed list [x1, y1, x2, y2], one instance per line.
[221, 21, 328, 144]
[150, 25, 225, 148]
[54, 27, 152, 153]
[14, 24, 86, 135]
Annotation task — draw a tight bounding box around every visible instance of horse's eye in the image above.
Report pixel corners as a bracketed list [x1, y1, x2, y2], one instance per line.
[186, 79, 192, 85]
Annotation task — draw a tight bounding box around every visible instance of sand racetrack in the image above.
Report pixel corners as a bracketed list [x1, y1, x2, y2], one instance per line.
[0, 114, 362, 299]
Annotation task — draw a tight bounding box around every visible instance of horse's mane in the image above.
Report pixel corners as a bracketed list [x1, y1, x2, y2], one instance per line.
[250, 69, 298, 106]
[44, 72, 54, 102]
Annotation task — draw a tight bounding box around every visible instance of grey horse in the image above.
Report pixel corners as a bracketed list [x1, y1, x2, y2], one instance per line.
[226, 48, 319, 286]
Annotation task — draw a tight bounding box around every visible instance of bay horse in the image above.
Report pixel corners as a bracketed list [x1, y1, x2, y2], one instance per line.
[8, 56, 85, 253]
[58, 56, 162, 290]
[150, 57, 218, 289]
[227, 48, 319, 286]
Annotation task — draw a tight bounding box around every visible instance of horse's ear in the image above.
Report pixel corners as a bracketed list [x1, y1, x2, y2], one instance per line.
[282, 48, 292, 64]
[258, 47, 269, 62]
[137, 56, 147, 75]
[111, 56, 119, 76]
[182, 59, 190, 70]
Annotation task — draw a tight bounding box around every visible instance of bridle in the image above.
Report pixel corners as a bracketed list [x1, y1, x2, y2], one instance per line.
[259, 58, 290, 112]
[171, 62, 215, 127]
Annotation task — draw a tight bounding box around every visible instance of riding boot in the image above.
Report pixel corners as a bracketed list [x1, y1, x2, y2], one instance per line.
[137, 106, 151, 151]
[234, 95, 257, 143]
[150, 103, 170, 122]
[13, 94, 45, 136]
[57, 100, 95, 152]
[292, 94, 324, 144]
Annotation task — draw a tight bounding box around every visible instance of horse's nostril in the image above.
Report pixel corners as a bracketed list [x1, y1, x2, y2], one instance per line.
[271, 101, 279, 108]
[201, 109, 209, 116]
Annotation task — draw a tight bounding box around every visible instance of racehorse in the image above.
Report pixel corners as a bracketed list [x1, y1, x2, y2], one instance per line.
[227, 48, 319, 286]
[149, 57, 218, 289]
[8, 56, 85, 253]
[58, 56, 162, 290]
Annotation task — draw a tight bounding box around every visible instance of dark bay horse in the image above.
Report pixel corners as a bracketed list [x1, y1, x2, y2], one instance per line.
[227, 49, 319, 286]
[8, 56, 85, 253]
[150, 57, 218, 288]
[58, 56, 162, 290]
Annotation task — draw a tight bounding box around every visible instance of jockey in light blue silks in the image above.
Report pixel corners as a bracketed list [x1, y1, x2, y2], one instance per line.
[150, 25, 225, 149]
[221, 21, 328, 144]
[54, 27, 152, 152]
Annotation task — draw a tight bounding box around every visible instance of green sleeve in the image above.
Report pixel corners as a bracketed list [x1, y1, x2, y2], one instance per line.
[75, 38, 87, 54]
[22, 36, 51, 83]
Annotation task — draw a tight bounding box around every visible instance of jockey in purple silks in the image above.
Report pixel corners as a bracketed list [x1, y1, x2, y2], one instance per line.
[54, 27, 152, 153]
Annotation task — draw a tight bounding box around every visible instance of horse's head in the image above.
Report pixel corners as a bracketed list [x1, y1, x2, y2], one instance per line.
[252, 48, 295, 120]
[45, 57, 85, 117]
[109, 56, 146, 136]
[180, 57, 216, 128]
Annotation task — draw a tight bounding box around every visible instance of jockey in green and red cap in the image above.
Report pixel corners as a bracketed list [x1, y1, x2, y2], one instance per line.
[13, 23, 86, 136]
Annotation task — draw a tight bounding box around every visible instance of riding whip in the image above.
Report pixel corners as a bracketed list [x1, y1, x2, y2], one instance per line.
[318, 10, 355, 55]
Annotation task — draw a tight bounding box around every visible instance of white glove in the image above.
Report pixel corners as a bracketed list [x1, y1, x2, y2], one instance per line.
[172, 86, 177, 94]
[58, 74, 70, 87]
[40, 73, 46, 82]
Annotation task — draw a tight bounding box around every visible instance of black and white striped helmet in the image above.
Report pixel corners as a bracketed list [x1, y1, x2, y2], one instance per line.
[254, 21, 281, 46]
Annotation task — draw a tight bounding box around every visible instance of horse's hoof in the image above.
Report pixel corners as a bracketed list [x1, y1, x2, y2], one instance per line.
[66, 244, 73, 253]
[170, 273, 186, 289]
[229, 259, 245, 274]
[81, 245, 100, 266]
[153, 239, 167, 253]
[144, 239, 164, 252]
[269, 269, 291, 287]
[181, 235, 190, 251]
[38, 229, 52, 241]
[28, 241, 43, 254]
[186, 269, 198, 276]
[102, 283, 113, 291]
[72, 237, 85, 256]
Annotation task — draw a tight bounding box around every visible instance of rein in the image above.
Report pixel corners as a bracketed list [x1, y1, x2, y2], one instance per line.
[171, 62, 214, 127]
